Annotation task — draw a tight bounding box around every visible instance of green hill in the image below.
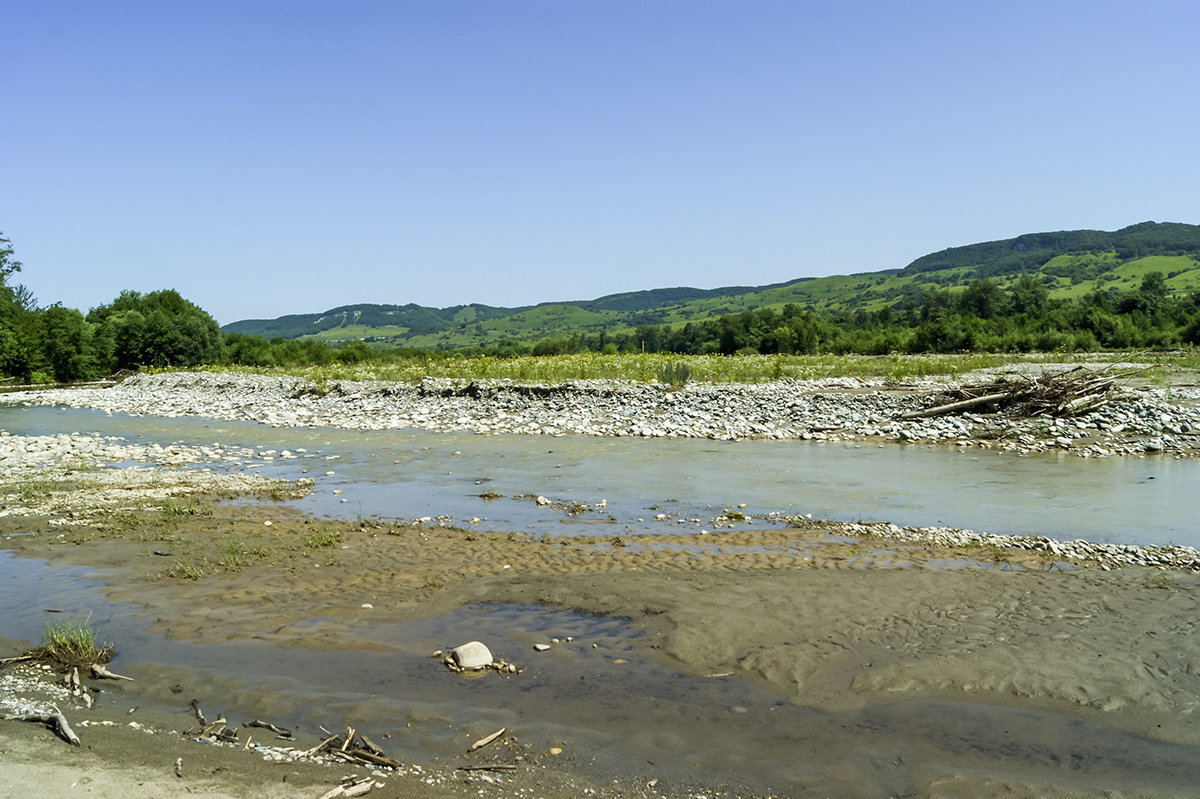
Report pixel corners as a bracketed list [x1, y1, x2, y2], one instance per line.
[222, 221, 1200, 349]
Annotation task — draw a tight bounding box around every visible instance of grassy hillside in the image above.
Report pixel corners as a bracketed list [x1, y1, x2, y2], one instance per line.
[223, 221, 1200, 349]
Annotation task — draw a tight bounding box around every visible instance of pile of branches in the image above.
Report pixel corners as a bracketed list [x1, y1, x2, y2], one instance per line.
[904, 365, 1145, 420]
[303, 725, 402, 770]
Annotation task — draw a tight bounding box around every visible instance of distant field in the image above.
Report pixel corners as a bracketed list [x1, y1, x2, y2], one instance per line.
[197, 350, 1199, 385]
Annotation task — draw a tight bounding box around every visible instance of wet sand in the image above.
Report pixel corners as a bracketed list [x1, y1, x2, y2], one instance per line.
[4, 494, 1200, 797]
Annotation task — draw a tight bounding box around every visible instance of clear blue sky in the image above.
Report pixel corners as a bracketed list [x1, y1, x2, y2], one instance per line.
[5, 0, 1198, 325]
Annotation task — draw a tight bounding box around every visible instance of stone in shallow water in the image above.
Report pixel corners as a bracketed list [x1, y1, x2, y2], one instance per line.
[449, 641, 493, 670]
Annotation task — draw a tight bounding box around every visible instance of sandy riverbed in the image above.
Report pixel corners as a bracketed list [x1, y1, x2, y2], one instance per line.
[3, 370, 1200, 797]
[3, 494, 1200, 798]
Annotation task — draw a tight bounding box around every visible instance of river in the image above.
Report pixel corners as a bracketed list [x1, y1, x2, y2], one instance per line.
[3, 404, 1194, 546]
[3, 403, 1199, 795]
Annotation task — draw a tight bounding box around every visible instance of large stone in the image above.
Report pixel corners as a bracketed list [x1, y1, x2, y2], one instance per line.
[449, 641, 493, 670]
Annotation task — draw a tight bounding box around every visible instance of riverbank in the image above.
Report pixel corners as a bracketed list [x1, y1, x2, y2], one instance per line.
[4, 366, 1200, 456]
[4, 494, 1200, 798]
[3, 372, 1200, 796]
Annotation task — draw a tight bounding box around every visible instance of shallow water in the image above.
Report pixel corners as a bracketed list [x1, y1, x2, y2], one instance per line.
[4, 550, 1200, 795]
[5, 403, 1200, 792]
[2, 404, 1195, 546]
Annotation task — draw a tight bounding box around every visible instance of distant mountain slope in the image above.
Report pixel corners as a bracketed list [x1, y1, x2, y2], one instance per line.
[902, 221, 1200, 277]
[222, 221, 1200, 348]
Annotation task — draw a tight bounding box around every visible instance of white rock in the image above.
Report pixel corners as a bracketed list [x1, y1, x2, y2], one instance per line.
[449, 641, 493, 670]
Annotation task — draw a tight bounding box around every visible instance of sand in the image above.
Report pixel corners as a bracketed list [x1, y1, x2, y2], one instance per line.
[3, 494, 1200, 797]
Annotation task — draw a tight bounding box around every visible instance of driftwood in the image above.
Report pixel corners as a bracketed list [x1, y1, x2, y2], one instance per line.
[4, 706, 80, 746]
[302, 727, 404, 770]
[0, 654, 36, 666]
[343, 748, 401, 769]
[468, 727, 507, 752]
[301, 733, 341, 758]
[318, 776, 377, 799]
[457, 764, 519, 772]
[201, 715, 229, 737]
[246, 719, 293, 738]
[903, 366, 1147, 420]
[90, 663, 134, 681]
[901, 392, 1010, 419]
[189, 699, 207, 727]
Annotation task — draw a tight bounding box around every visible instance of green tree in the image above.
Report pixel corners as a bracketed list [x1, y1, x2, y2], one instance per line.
[0, 234, 40, 380]
[38, 305, 98, 382]
[88, 289, 223, 370]
[959, 278, 1006, 318]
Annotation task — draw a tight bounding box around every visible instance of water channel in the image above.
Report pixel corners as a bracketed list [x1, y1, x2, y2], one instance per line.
[3, 403, 1199, 794]
[3, 404, 1196, 546]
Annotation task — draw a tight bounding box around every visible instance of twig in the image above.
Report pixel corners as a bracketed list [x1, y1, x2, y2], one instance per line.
[0, 654, 36, 666]
[468, 727, 507, 752]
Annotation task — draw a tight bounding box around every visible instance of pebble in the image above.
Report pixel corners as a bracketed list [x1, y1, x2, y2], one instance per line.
[4, 370, 1196, 459]
[2, 371, 1198, 573]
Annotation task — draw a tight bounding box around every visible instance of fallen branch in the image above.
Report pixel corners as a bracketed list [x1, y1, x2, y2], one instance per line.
[317, 776, 377, 799]
[901, 392, 1010, 419]
[457, 764, 518, 772]
[908, 365, 1148, 421]
[90, 664, 134, 681]
[3, 706, 80, 746]
[345, 749, 401, 769]
[0, 654, 36, 666]
[246, 719, 293, 738]
[301, 734, 340, 758]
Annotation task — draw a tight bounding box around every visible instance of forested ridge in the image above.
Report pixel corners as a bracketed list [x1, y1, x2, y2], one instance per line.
[3, 222, 1200, 382]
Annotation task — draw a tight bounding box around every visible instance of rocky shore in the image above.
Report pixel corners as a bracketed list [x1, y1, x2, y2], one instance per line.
[2, 369, 1199, 573]
[5, 367, 1200, 457]
[5, 368, 1200, 797]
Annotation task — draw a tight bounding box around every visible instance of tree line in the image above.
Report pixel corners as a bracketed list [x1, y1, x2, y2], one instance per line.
[480, 275, 1200, 358]
[3, 232, 1200, 383]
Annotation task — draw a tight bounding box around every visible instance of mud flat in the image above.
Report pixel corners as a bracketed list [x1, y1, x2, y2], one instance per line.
[2, 480, 1200, 796]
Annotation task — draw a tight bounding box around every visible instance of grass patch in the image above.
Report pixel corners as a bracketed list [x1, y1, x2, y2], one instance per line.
[166, 560, 206, 580]
[197, 350, 1191, 387]
[305, 528, 341, 549]
[28, 616, 114, 668]
[219, 536, 270, 572]
[161, 496, 213, 517]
